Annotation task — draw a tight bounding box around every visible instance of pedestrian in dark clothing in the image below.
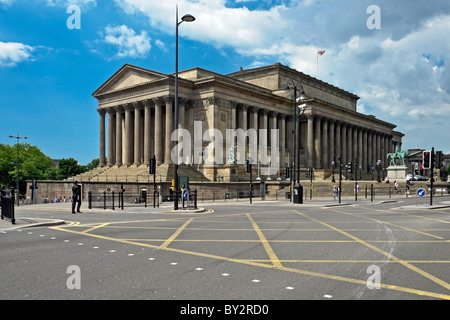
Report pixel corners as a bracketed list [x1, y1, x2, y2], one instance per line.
[72, 181, 81, 213]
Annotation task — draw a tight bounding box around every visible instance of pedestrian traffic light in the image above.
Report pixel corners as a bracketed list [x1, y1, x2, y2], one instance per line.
[423, 151, 431, 169]
[246, 160, 252, 173]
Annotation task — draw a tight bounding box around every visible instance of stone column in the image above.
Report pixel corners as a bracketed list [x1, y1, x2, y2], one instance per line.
[154, 98, 163, 165]
[341, 123, 347, 164]
[376, 132, 381, 165]
[347, 125, 353, 163]
[164, 96, 174, 164]
[322, 118, 328, 169]
[178, 98, 186, 162]
[353, 126, 358, 163]
[335, 121, 341, 160]
[98, 108, 106, 167]
[372, 131, 377, 168]
[249, 107, 259, 155]
[307, 114, 314, 168]
[115, 106, 123, 167]
[279, 114, 286, 167]
[362, 129, 367, 172]
[314, 116, 322, 168]
[124, 104, 134, 166]
[106, 107, 115, 167]
[133, 102, 142, 166]
[143, 100, 152, 165]
[329, 120, 335, 165]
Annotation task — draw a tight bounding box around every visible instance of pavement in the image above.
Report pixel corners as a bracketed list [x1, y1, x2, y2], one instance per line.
[1, 195, 449, 231]
[0, 216, 65, 231]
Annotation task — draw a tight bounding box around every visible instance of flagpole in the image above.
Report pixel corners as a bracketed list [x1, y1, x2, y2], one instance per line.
[317, 51, 319, 78]
[317, 50, 325, 78]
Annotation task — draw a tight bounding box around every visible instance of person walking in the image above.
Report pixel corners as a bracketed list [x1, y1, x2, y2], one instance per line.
[332, 185, 337, 200]
[72, 181, 82, 213]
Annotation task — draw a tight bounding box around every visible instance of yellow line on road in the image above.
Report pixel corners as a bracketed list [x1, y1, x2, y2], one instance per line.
[82, 223, 110, 234]
[247, 214, 283, 268]
[159, 218, 194, 249]
[293, 210, 450, 292]
[50, 225, 450, 300]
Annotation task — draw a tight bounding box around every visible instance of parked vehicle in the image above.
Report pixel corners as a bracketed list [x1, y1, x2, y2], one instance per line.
[406, 174, 428, 181]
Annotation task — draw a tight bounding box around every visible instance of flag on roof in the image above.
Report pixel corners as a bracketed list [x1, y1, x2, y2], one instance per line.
[317, 50, 325, 56]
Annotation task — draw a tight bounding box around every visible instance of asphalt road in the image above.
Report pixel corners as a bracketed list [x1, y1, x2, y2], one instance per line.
[1, 197, 449, 308]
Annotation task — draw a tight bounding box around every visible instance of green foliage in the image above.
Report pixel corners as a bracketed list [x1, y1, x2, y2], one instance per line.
[85, 158, 100, 171]
[0, 142, 98, 195]
[0, 143, 52, 188]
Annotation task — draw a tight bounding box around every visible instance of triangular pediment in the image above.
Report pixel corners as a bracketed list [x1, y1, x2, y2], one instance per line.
[93, 64, 168, 97]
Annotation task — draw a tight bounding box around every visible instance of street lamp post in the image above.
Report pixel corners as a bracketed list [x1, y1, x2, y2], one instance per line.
[376, 160, 382, 183]
[338, 155, 342, 204]
[286, 80, 306, 204]
[331, 157, 336, 183]
[8, 132, 28, 206]
[174, 6, 195, 210]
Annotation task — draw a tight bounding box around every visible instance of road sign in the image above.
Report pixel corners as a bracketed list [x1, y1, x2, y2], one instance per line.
[182, 189, 189, 199]
[417, 188, 426, 197]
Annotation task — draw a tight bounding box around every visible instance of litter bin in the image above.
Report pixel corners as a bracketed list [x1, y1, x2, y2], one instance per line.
[1, 188, 15, 224]
[293, 183, 303, 204]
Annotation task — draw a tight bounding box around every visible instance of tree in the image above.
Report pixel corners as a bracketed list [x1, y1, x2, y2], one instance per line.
[58, 158, 87, 178]
[0, 143, 53, 194]
[85, 158, 100, 171]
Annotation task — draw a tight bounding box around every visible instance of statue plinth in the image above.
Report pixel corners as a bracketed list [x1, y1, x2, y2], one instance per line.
[387, 166, 408, 180]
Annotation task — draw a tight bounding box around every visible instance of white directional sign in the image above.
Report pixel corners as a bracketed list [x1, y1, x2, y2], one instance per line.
[417, 188, 426, 197]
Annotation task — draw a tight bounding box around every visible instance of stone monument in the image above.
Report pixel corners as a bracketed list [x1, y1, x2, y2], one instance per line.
[386, 147, 408, 180]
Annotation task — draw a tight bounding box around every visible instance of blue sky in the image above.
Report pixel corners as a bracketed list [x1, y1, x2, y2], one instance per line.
[1, 0, 450, 165]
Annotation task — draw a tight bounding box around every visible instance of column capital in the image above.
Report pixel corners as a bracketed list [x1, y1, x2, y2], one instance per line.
[97, 108, 106, 116]
[115, 105, 124, 113]
[132, 101, 143, 110]
[278, 112, 288, 120]
[163, 95, 174, 104]
[206, 96, 220, 106]
[248, 105, 259, 113]
[123, 103, 134, 112]
[142, 99, 154, 108]
[239, 103, 249, 111]
[106, 106, 116, 114]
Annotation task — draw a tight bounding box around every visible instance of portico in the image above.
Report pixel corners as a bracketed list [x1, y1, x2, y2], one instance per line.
[92, 63, 404, 181]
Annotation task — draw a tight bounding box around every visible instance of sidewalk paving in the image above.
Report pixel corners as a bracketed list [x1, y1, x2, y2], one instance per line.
[2, 196, 449, 231]
[0, 216, 65, 231]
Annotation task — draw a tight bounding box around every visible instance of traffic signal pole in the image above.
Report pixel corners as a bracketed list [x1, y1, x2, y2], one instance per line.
[430, 147, 434, 206]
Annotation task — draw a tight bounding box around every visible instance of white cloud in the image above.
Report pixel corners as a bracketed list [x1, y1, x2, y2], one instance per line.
[0, 42, 34, 67]
[0, 0, 15, 6]
[45, 0, 96, 9]
[113, 0, 450, 151]
[103, 25, 151, 58]
[155, 39, 168, 52]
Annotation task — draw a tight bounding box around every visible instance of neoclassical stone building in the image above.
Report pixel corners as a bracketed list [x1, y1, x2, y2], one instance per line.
[92, 62, 404, 181]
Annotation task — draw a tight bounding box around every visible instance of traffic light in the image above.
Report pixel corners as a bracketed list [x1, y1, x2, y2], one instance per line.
[285, 166, 290, 178]
[435, 151, 443, 168]
[347, 162, 353, 173]
[305, 168, 310, 179]
[246, 160, 252, 173]
[141, 189, 147, 201]
[423, 151, 431, 169]
[149, 156, 156, 174]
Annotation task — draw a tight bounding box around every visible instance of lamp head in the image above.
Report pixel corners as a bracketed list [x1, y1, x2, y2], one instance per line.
[181, 14, 196, 22]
